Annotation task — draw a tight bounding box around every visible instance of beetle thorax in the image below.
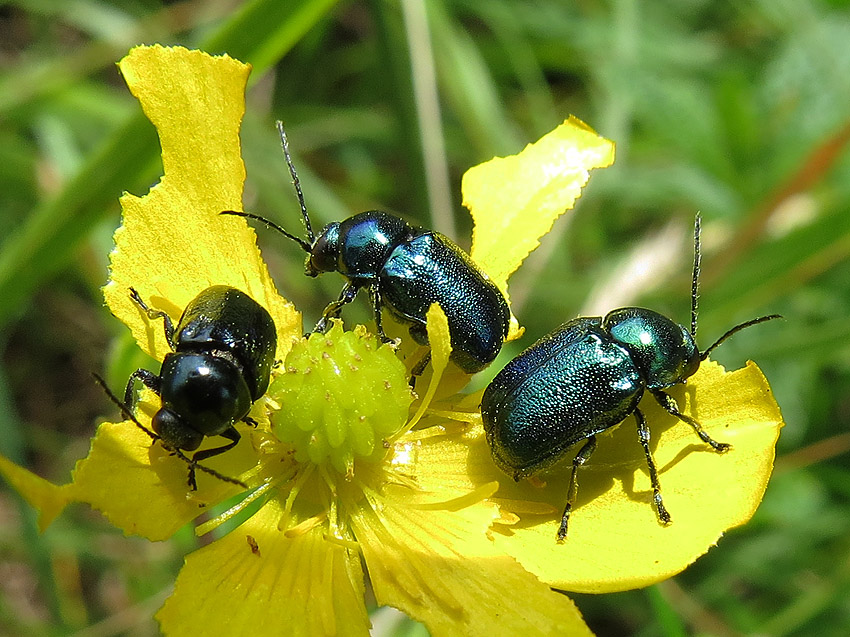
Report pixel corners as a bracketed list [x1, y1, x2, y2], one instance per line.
[603, 307, 700, 389]
[332, 211, 413, 280]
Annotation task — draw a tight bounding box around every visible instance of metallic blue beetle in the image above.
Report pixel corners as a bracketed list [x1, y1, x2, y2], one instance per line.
[481, 216, 779, 540]
[121, 285, 276, 489]
[223, 122, 509, 374]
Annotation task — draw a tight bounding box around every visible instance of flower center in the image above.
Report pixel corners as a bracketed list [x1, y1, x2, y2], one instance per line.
[269, 321, 413, 476]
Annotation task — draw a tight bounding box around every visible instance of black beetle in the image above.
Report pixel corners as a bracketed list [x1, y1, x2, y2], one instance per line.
[222, 121, 509, 374]
[121, 285, 276, 489]
[481, 216, 780, 540]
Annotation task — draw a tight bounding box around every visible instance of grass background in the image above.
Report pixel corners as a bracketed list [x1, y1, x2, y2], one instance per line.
[1, 0, 849, 634]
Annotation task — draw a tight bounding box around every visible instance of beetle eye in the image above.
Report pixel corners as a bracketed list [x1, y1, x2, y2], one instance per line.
[679, 325, 700, 379]
[309, 223, 340, 275]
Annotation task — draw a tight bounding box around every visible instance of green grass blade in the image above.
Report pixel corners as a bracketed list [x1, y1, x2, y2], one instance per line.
[0, 0, 340, 328]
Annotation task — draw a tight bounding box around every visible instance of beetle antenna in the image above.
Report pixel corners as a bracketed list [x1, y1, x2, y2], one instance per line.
[220, 210, 313, 253]
[92, 373, 158, 443]
[276, 120, 315, 244]
[91, 374, 247, 489]
[691, 214, 701, 338]
[699, 314, 782, 361]
[219, 121, 317, 254]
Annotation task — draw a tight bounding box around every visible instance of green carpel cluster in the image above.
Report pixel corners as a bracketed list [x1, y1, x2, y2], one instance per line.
[269, 321, 413, 476]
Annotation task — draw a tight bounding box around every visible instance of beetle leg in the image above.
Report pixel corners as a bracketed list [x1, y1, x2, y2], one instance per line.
[123, 368, 161, 413]
[635, 408, 672, 526]
[558, 435, 597, 541]
[129, 287, 176, 348]
[409, 349, 432, 384]
[314, 282, 359, 334]
[368, 285, 393, 343]
[650, 389, 730, 453]
[187, 427, 241, 490]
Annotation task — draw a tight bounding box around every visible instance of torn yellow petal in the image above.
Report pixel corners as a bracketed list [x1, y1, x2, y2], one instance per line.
[66, 408, 256, 540]
[157, 498, 370, 637]
[67, 421, 199, 540]
[349, 488, 591, 636]
[0, 455, 70, 531]
[411, 361, 782, 593]
[107, 45, 299, 363]
[466, 116, 614, 300]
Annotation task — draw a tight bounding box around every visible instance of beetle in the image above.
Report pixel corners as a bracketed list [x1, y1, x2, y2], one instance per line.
[480, 216, 780, 540]
[120, 285, 277, 489]
[222, 121, 509, 374]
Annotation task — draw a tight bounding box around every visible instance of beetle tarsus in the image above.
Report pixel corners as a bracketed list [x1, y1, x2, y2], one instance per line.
[557, 504, 571, 542]
[635, 409, 671, 525]
[557, 435, 597, 540]
[129, 287, 176, 347]
[650, 389, 730, 453]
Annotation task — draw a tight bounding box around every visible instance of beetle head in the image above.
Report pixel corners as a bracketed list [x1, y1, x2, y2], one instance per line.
[308, 222, 341, 276]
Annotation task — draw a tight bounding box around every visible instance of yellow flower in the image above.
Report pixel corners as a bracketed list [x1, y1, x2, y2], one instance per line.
[0, 45, 784, 635]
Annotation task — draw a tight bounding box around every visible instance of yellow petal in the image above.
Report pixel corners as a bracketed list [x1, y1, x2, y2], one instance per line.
[411, 362, 782, 593]
[466, 116, 614, 298]
[0, 455, 70, 531]
[107, 45, 300, 363]
[349, 487, 591, 636]
[157, 498, 370, 637]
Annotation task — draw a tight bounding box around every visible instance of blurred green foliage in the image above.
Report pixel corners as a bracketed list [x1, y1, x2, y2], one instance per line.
[1, 0, 849, 635]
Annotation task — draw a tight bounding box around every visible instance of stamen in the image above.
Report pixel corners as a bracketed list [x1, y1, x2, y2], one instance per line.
[492, 510, 521, 526]
[389, 303, 453, 442]
[322, 534, 360, 551]
[389, 345, 447, 442]
[424, 408, 481, 425]
[400, 482, 499, 512]
[284, 512, 327, 538]
[279, 464, 315, 531]
[490, 498, 559, 516]
[195, 479, 279, 536]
